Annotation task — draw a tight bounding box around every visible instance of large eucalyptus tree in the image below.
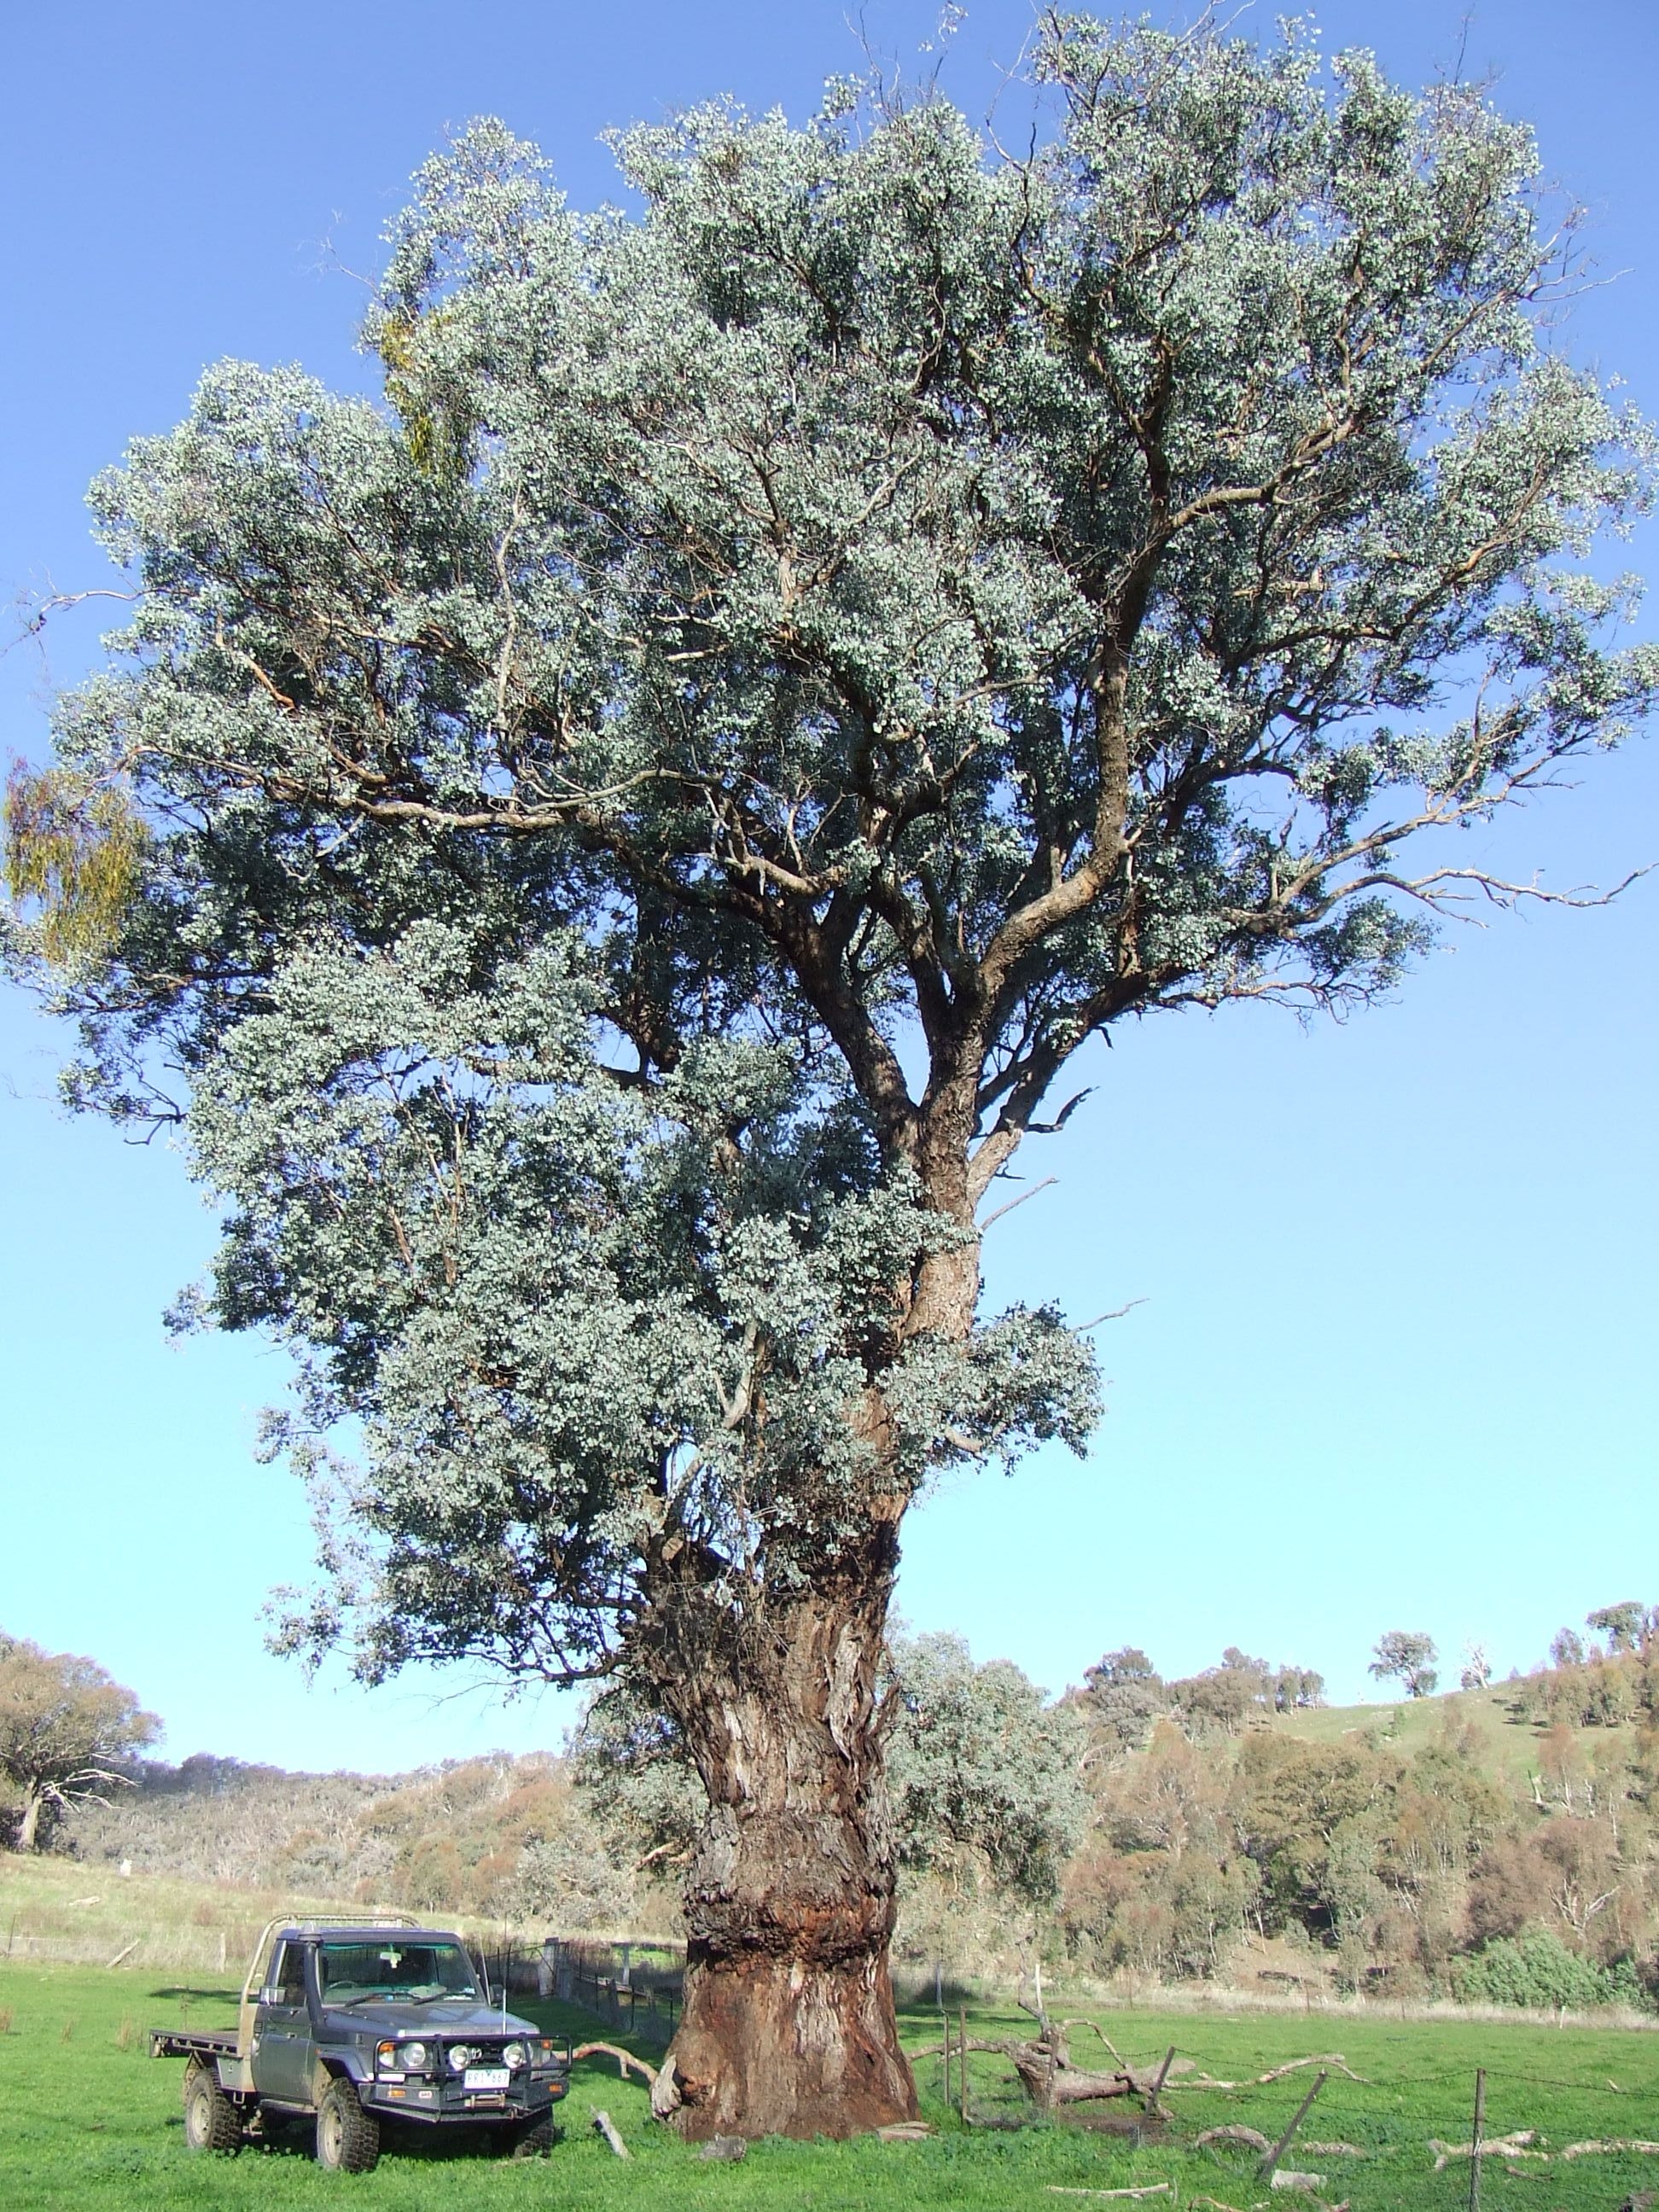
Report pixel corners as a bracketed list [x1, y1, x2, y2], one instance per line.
[6, 15, 1655, 2136]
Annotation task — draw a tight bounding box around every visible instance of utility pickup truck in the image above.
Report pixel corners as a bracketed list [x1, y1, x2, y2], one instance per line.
[150, 1913, 570, 2171]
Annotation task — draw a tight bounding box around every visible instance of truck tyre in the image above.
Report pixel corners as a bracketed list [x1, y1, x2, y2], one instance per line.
[315, 2077, 381, 2174]
[183, 2059, 242, 2154]
[511, 2113, 559, 2158]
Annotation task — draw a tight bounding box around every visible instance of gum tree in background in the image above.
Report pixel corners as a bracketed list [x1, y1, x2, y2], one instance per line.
[1370, 1630, 1440, 1698]
[0, 1633, 159, 1852]
[4, 15, 1655, 2135]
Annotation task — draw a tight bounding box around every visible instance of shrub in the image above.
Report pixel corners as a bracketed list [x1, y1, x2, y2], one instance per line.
[1453, 1927, 1644, 2011]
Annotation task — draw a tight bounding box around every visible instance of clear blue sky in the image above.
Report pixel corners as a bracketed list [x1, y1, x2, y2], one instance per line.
[2, 1, 1655, 1773]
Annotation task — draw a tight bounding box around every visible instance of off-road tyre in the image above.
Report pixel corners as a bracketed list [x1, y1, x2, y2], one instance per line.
[182, 2059, 242, 2154]
[510, 2113, 560, 2158]
[315, 2076, 381, 2174]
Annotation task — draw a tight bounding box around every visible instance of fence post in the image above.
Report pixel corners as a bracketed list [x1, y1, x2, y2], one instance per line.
[1258, 2069, 1326, 2182]
[1146, 2044, 1177, 2120]
[959, 2003, 969, 2127]
[1469, 2068, 1486, 2212]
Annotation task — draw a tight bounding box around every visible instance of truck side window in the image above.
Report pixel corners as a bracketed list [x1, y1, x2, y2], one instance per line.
[272, 1941, 306, 2006]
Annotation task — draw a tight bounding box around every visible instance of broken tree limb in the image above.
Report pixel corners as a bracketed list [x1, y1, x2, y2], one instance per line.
[1194, 2126, 1272, 2152]
[1259, 2055, 1368, 2085]
[1161, 2054, 1365, 2094]
[1059, 2018, 1132, 2069]
[1045, 2186, 1173, 2201]
[591, 2109, 632, 2159]
[1267, 2174, 1326, 2195]
[572, 2040, 657, 2087]
[1302, 2141, 1368, 2157]
[1429, 2132, 1543, 2171]
[1559, 2141, 1659, 2161]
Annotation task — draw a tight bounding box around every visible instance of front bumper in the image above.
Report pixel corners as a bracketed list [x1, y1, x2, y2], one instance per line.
[363, 2075, 568, 2126]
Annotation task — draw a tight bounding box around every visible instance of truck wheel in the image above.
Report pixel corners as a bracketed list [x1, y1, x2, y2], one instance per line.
[511, 2114, 559, 2158]
[182, 2059, 242, 2154]
[315, 2077, 381, 2174]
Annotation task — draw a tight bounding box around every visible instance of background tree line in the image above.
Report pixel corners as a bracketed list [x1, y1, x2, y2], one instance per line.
[11, 1608, 1659, 2015]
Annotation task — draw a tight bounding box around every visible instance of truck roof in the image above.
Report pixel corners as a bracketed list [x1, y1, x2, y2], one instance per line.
[273, 1918, 459, 1941]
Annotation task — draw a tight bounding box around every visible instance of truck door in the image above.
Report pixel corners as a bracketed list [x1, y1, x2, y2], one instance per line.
[256, 1940, 316, 2104]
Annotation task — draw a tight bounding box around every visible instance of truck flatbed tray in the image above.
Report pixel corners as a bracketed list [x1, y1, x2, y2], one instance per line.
[149, 2029, 238, 2060]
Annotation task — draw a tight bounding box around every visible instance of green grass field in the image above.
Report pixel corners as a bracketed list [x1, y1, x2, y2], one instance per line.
[3, 1959, 1658, 2211]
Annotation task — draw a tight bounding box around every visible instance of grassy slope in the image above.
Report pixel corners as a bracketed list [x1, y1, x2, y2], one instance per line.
[1270, 1680, 1575, 1792]
[4, 1959, 1658, 2212]
[0, 1854, 532, 1976]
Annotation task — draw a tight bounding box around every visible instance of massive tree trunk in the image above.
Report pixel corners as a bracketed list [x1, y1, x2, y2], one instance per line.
[643, 1224, 981, 2139]
[655, 1526, 917, 2140]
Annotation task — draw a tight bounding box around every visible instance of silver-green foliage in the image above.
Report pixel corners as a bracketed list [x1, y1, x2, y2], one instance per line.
[7, 17, 1654, 1694]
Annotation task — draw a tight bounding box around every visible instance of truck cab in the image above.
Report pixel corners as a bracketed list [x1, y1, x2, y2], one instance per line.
[152, 1913, 570, 2170]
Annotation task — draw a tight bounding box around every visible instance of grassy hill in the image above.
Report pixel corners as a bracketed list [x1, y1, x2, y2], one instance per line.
[1271, 1681, 1558, 1787]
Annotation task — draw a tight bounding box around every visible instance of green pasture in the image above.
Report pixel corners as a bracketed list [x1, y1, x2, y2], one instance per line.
[3, 1960, 1657, 2210]
[1270, 1683, 1559, 1790]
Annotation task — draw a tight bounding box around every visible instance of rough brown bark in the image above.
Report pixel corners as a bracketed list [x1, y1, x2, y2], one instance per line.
[655, 1533, 917, 2140]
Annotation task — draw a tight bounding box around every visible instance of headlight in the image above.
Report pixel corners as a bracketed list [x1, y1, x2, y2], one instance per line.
[400, 2041, 428, 2072]
[447, 2044, 473, 2073]
[503, 2041, 526, 2069]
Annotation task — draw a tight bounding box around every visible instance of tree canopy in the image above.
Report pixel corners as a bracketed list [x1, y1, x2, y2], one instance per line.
[3, 9, 1653, 2136]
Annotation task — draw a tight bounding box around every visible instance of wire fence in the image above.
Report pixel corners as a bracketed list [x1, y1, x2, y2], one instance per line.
[536, 1935, 685, 2048]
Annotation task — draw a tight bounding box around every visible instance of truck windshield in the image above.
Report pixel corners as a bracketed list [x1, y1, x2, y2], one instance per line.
[316, 1941, 479, 2003]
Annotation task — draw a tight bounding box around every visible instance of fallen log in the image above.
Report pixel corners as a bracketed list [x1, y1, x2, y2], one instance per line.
[1559, 2140, 1659, 2161]
[1302, 2141, 1368, 2157]
[917, 2029, 1142, 2110]
[1268, 2174, 1325, 2195]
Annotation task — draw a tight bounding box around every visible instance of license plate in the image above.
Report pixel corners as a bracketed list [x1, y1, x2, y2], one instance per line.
[464, 2067, 510, 2091]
